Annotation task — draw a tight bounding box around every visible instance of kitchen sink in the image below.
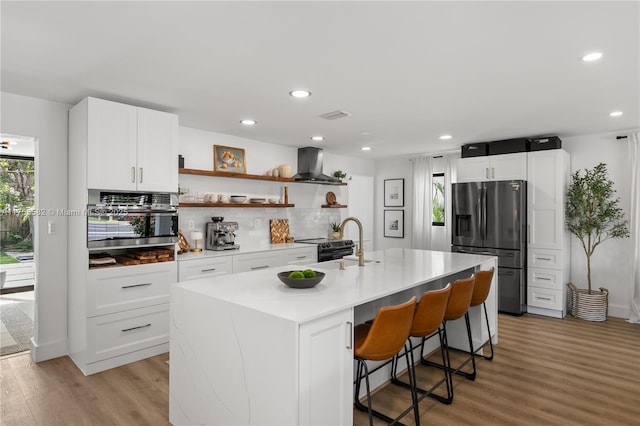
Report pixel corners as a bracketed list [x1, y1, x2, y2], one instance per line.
[313, 257, 381, 270]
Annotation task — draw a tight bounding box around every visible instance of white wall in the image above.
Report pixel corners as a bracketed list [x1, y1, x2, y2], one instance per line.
[563, 132, 635, 318]
[374, 157, 413, 250]
[1, 92, 71, 360]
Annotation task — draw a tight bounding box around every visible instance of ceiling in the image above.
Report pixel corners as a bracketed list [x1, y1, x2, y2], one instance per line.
[2, 1, 638, 160]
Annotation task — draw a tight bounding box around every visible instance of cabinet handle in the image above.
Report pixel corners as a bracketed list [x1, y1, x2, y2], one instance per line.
[131, 167, 136, 183]
[537, 277, 552, 281]
[201, 267, 217, 272]
[121, 283, 151, 289]
[492, 167, 495, 179]
[536, 257, 552, 261]
[250, 265, 269, 270]
[485, 167, 489, 179]
[346, 321, 353, 349]
[527, 225, 531, 244]
[121, 323, 151, 332]
[296, 255, 307, 259]
[537, 297, 552, 301]
[139, 167, 143, 183]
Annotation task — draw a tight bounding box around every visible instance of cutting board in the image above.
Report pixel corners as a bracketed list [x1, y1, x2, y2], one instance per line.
[270, 219, 290, 243]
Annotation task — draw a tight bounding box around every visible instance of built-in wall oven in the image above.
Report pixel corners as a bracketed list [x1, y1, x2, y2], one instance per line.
[87, 191, 178, 248]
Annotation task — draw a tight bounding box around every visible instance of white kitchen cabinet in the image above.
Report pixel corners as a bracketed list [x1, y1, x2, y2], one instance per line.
[299, 309, 353, 425]
[283, 246, 317, 266]
[178, 255, 233, 281]
[527, 149, 571, 318]
[232, 251, 285, 273]
[80, 97, 178, 192]
[457, 152, 527, 182]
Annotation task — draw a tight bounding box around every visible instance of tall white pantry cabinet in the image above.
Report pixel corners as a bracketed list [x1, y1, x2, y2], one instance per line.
[68, 97, 179, 375]
[527, 149, 571, 318]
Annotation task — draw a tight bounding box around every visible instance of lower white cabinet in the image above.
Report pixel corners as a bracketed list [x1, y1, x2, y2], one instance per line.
[69, 260, 177, 375]
[87, 303, 169, 363]
[299, 309, 353, 425]
[283, 246, 317, 266]
[178, 255, 233, 281]
[232, 251, 285, 273]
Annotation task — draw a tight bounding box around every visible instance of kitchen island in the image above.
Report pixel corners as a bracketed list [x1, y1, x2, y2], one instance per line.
[170, 248, 497, 425]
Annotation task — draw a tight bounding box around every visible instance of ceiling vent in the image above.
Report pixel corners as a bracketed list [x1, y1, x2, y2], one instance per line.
[319, 110, 351, 120]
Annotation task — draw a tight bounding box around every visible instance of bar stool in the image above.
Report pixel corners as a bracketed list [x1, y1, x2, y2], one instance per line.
[354, 296, 418, 426]
[469, 267, 495, 361]
[390, 284, 452, 406]
[420, 275, 475, 404]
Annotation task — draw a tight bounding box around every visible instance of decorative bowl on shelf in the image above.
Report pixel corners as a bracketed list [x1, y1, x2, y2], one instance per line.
[277, 271, 325, 289]
[250, 198, 266, 204]
[268, 198, 280, 204]
[230, 195, 247, 203]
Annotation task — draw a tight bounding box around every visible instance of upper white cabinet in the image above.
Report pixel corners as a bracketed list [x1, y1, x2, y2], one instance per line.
[527, 150, 570, 250]
[457, 152, 527, 182]
[80, 97, 178, 192]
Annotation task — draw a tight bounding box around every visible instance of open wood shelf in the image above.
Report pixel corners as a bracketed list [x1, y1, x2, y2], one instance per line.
[180, 203, 295, 208]
[322, 204, 348, 208]
[179, 168, 295, 182]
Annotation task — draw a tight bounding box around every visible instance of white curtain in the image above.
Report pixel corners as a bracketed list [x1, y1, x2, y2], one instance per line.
[411, 156, 433, 249]
[628, 132, 640, 324]
[443, 153, 458, 251]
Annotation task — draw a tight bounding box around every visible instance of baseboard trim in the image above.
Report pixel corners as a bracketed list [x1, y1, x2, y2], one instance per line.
[608, 304, 630, 319]
[30, 337, 68, 362]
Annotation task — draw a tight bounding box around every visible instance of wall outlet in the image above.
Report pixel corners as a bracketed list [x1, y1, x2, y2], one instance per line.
[47, 220, 56, 235]
[188, 220, 195, 230]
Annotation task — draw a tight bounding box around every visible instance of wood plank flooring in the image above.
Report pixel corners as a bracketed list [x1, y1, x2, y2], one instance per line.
[1, 314, 638, 425]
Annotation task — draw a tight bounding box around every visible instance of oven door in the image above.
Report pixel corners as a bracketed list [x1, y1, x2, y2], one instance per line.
[318, 248, 354, 262]
[87, 207, 178, 248]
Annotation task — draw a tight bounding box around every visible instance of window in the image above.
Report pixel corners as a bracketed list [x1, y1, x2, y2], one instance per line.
[432, 173, 445, 226]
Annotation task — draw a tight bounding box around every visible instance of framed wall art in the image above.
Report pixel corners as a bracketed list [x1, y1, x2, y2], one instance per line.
[384, 178, 404, 207]
[213, 145, 246, 173]
[384, 210, 404, 238]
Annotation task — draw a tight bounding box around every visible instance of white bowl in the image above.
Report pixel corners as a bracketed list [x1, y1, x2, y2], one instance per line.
[230, 195, 246, 203]
[268, 198, 280, 204]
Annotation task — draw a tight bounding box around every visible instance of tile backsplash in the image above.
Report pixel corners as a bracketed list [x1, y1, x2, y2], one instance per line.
[179, 207, 343, 245]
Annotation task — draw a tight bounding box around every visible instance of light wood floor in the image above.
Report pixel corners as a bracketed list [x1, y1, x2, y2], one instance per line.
[1, 314, 638, 425]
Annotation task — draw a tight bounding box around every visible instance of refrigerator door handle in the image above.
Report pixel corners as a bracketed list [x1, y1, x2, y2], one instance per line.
[481, 186, 487, 241]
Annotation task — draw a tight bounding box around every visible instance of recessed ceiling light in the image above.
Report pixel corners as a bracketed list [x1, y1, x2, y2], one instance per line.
[439, 134, 452, 140]
[289, 90, 311, 98]
[361, 147, 371, 151]
[311, 136, 324, 141]
[582, 52, 603, 62]
[240, 119, 256, 125]
[609, 111, 623, 117]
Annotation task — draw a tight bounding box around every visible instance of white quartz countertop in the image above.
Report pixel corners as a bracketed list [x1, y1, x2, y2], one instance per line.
[177, 242, 312, 261]
[174, 248, 495, 323]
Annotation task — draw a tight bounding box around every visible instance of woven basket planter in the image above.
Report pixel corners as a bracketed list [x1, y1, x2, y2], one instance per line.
[567, 282, 608, 321]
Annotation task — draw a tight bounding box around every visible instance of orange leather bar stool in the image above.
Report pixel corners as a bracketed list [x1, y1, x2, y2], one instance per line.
[354, 296, 418, 426]
[390, 284, 452, 406]
[421, 275, 475, 404]
[469, 267, 495, 360]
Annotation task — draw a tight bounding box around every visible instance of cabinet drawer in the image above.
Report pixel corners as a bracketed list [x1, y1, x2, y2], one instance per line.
[87, 262, 176, 317]
[283, 247, 317, 266]
[178, 256, 233, 281]
[232, 251, 284, 273]
[529, 248, 562, 270]
[528, 286, 562, 310]
[87, 303, 169, 363]
[528, 267, 563, 290]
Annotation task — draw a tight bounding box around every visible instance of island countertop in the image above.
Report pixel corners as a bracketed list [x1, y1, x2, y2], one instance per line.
[173, 247, 495, 324]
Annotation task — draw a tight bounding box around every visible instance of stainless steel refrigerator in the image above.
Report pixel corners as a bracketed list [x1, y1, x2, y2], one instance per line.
[451, 180, 527, 315]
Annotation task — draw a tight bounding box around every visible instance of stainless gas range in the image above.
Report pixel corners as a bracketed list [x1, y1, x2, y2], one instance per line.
[295, 238, 355, 262]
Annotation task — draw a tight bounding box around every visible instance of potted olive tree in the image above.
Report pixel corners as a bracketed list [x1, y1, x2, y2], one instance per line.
[565, 163, 629, 321]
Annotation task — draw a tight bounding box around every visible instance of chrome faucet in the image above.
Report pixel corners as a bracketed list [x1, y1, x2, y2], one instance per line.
[338, 216, 365, 266]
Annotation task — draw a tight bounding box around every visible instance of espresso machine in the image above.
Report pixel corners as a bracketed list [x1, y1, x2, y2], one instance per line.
[205, 217, 240, 251]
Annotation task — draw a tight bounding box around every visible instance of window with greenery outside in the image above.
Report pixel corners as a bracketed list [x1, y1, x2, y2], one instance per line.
[432, 173, 445, 226]
[1, 158, 34, 263]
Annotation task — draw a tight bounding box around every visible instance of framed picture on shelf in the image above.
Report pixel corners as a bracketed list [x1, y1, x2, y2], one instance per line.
[213, 145, 246, 173]
[384, 178, 404, 207]
[384, 210, 404, 238]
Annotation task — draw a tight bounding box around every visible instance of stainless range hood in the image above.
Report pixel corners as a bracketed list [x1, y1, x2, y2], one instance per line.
[293, 147, 341, 184]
